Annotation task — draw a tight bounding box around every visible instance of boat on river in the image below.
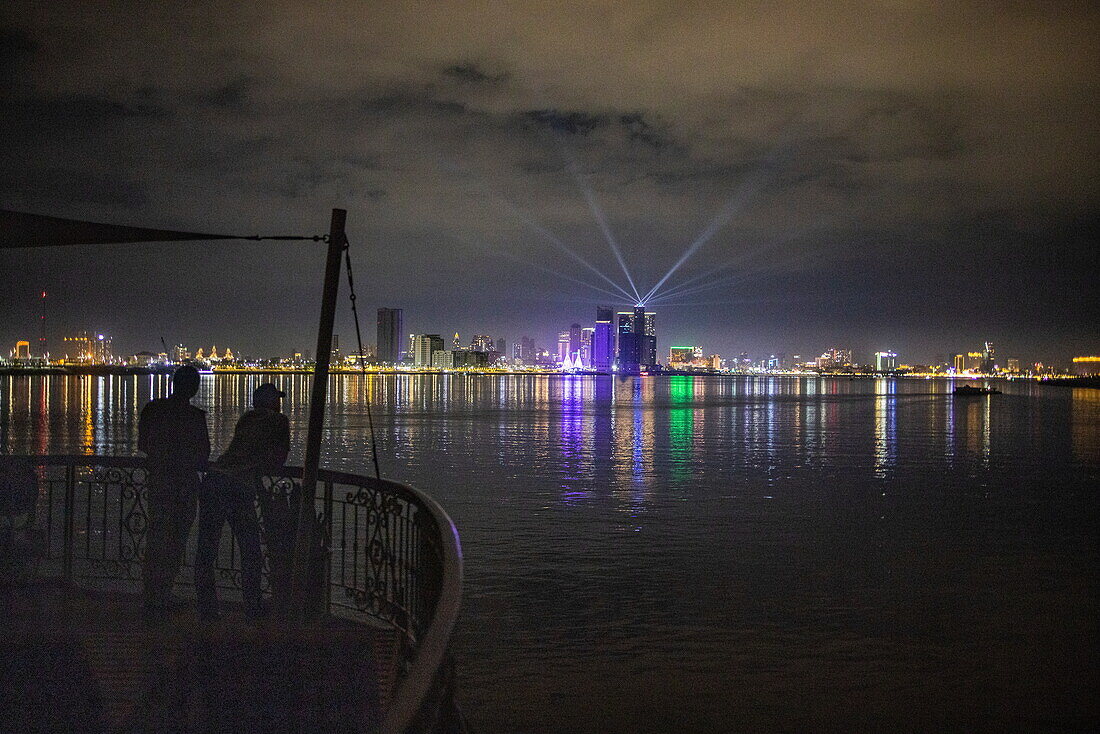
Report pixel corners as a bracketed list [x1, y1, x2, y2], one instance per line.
[954, 384, 1001, 395]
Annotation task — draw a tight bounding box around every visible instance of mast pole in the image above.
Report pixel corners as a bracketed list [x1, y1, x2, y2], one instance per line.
[285, 207, 346, 620]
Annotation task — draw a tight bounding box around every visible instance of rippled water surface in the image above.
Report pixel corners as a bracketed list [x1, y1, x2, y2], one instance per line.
[3, 374, 1098, 732]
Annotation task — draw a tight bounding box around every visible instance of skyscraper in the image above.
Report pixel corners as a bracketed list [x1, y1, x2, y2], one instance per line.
[579, 327, 594, 368]
[520, 336, 535, 363]
[557, 329, 571, 364]
[616, 307, 655, 373]
[592, 307, 615, 372]
[641, 310, 657, 369]
[376, 307, 403, 363]
[471, 334, 493, 352]
[413, 334, 444, 367]
[568, 323, 582, 361]
[981, 341, 995, 373]
[875, 351, 898, 372]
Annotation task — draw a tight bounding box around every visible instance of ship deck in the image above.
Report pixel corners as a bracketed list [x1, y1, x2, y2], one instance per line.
[1, 580, 400, 733]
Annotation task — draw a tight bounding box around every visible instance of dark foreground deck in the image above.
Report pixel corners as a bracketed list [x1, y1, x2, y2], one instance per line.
[2, 582, 400, 734]
[1, 456, 462, 734]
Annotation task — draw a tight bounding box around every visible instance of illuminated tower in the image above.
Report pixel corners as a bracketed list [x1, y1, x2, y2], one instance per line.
[592, 307, 615, 372]
[642, 310, 657, 369]
[981, 341, 995, 373]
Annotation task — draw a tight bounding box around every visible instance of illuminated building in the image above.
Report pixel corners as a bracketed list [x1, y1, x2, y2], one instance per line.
[93, 334, 113, 364]
[966, 352, 983, 372]
[669, 346, 695, 366]
[173, 344, 190, 362]
[452, 333, 463, 351]
[815, 348, 852, 371]
[707, 355, 722, 370]
[615, 307, 656, 372]
[1006, 358, 1020, 373]
[413, 334, 444, 367]
[63, 331, 95, 363]
[982, 341, 996, 373]
[511, 342, 523, 361]
[557, 329, 570, 363]
[195, 348, 205, 361]
[496, 337, 507, 357]
[568, 323, 582, 362]
[875, 351, 898, 372]
[471, 334, 493, 352]
[1072, 356, 1100, 376]
[640, 310, 657, 370]
[209, 346, 220, 361]
[376, 307, 404, 363]
[579, 327, 594, 368]
[13, 340, 31, 360]
[953, 354, 966, 372]
[592, 308, 615, 372]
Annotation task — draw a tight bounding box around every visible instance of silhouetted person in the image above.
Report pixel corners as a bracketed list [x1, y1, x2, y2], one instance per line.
[138, 365, 209, 620]
[195, 382, 289, 619]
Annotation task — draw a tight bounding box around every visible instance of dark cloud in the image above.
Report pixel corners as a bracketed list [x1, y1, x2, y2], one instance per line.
[442, 62, 509, 86]
[0, 1, 1097, 362]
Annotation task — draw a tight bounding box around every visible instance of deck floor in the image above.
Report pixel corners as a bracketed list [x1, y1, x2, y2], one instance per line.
[1, 581, 399, 733]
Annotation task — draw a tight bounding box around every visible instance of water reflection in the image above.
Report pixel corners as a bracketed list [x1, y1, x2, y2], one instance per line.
[874, 378, 897, 478]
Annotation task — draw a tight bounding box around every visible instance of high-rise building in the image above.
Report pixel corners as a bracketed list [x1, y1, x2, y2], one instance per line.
[953, 354, 966, 372]
[579, 327, 594, 368]
[13, 340, 31, 360]
[557, 329, 571, 364]
[875, 351, 898, 372]
[568, 323, 582, 361]
[93, 334, 113, 364]
[1007, 358, 1021, 373]
[511, 342, 524, 362]
[616, 310, 638, 372]
[592, 308, 615, 372]
[520, 336, 535, 362]
[966, 352, 983, 372]
[376, 307, 404, 363]
[981, 341, 996, 373]
[471, 334, 493, 352]
[452, 332, 463, 351]
[615, 307, 656, 372]
[641, 310, 657, 369]
[496, 337, 507, 357]
[413, 334, 444, 367]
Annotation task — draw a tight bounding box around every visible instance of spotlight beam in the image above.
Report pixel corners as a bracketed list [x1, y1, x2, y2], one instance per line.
[499, 251, 639, 302]
[554, 139, 641, 302]
[640, 173, 764, 304]
[442, 159, 636, 301]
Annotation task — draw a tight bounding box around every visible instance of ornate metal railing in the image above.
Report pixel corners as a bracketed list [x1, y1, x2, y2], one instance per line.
[5, 454, 463, 734]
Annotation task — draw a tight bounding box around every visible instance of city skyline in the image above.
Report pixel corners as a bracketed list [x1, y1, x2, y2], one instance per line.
[2, 4, 1097, 365]
[5, 302, 1083, 376]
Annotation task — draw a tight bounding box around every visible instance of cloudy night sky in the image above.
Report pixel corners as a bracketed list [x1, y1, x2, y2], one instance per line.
[2, 2, 1097, 364]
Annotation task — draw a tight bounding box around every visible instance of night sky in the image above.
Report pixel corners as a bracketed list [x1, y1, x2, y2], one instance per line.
[2, 2, 1097, 364]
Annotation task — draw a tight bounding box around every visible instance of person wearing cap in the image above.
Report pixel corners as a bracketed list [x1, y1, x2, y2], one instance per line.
[138, 365, 210, 621]
[195, 382, 289, 619]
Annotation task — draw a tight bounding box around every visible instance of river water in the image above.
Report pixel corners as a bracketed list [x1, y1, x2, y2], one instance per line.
[3, 374, 1097, 732]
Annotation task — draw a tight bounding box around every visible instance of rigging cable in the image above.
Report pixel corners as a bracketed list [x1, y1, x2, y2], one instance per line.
[342, 235, 382, 481]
